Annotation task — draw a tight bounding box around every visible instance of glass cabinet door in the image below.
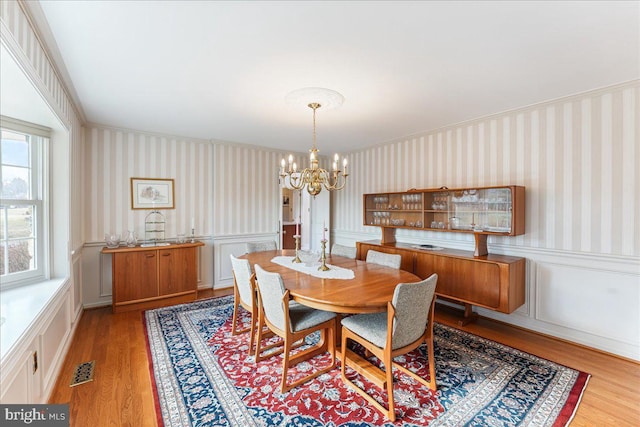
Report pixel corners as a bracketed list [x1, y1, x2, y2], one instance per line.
[449, 188, 512, 233]
[364, 186, 520, 235]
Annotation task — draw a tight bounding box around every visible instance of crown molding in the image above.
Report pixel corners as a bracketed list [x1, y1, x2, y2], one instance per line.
[19, 0, 86, 124]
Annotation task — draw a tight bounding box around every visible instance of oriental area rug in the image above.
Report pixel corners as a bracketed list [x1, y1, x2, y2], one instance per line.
[144, 296, 589, 427]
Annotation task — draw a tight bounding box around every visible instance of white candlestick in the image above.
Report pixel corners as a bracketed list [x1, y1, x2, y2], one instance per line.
[323, 221, 326, 240]
[191, 217, 195, 229]
[296, 219, 299, 236]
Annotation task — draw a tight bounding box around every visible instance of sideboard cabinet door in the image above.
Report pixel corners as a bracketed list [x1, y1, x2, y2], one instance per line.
[415, 252, 501, 309]
[113, 250, 158, 303]
[158, 247, 198, 296]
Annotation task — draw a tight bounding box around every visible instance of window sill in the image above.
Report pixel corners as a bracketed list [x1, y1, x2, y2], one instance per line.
[0, 278, 68, 360]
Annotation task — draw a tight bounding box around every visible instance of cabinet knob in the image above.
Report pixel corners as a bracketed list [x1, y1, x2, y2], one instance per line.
[145, 253, 155, 258]
[162, 253, 171, 257]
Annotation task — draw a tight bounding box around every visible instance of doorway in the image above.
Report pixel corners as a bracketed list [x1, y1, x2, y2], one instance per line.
[280, 177, 330, 252]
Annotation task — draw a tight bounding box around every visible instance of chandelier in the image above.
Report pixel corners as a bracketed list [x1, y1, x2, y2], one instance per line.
[280, 95, 348, 197]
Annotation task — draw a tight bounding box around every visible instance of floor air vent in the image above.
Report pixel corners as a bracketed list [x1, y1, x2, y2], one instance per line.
[70, 360, 95, 387]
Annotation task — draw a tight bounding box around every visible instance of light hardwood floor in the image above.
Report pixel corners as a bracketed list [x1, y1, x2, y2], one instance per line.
[49, 288, 640, 426]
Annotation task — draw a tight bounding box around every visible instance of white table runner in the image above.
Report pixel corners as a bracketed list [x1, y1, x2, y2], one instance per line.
[270, 256, 355, 280]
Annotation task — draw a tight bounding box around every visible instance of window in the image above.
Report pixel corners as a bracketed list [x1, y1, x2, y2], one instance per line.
[0, 117, 49, 288]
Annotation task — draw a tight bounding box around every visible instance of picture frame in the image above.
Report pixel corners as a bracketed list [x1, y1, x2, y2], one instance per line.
[130, 177, 175, 209]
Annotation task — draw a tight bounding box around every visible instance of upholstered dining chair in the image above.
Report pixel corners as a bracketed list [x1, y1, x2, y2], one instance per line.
[331, 243, 357, 259]
[246, 241, 277, 253]
[340, 274, 438, 422]
[365, 249, 402, 269]
[253, 264, 337, 393]
[229, 254, 259, 354]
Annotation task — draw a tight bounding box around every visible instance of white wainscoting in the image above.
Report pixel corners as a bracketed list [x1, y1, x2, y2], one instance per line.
[333, 229, 640, 361]
[72, 248, 83, 319]
[0, 279, 81, 403]
[212, 233, 280, 289]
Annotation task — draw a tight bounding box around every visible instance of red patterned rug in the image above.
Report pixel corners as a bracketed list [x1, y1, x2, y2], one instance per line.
[144, 296, 589, 426]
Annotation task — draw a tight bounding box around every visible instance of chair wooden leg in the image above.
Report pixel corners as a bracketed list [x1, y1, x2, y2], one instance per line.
[280, 337, 291, 393]
[340, 328, 392, 420]
[248, 309, 256, 355]
[328, 318, 336, 366]
[341, 326, 348, 381]
[231, 297, 240, 335]
[390, 338, 437, 391]
[280, 320, 336, 393]
[384, 352, 396, 422]
[254, 309, 265, 362]
[427, 337, 436, 391]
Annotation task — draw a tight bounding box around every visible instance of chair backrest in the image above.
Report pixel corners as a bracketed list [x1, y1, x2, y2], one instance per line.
[229, 254, 254, 308]
[391, 274, 437, 349]
[366, 249, 402, 269]
[246, 241, 277, 253]
[254, 264, 287, 331]
[331, 243, 357, 259]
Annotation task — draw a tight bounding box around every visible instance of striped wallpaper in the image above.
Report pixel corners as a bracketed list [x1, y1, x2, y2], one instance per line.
[0, 1, 80, 140]
[83, 130, 313, 242]
[84, 126, 214, 242]
[333, 81, 640, 257]
[85, 81, 639, 257]
[1, 0, 84, 251]
[212, 143, 309, 236]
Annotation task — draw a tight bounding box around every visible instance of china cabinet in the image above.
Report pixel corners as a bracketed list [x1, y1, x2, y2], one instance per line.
[102, 242, 204, 313]
[356, 241, 525, 324]
[360, 185, 526, 324]
[363, 185, 525, 256]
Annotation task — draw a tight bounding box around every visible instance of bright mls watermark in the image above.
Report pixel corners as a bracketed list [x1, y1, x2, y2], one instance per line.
[1, 404, 69, 426]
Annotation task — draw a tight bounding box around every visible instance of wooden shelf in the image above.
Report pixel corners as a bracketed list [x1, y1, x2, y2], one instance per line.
[363, 185, 525, 255]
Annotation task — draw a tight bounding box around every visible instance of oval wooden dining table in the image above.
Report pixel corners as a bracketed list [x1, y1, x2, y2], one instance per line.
[239, 249, 422, 388]
[239, 249, 422, 314]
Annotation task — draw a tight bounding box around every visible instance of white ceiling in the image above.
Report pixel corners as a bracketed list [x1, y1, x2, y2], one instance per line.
[35, 1, 639, 154]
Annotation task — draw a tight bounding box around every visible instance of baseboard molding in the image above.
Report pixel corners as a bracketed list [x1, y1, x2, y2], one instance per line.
[43, 300, 82, 402]
[478, 305, 639, 361]
[82, 302, 112, 310]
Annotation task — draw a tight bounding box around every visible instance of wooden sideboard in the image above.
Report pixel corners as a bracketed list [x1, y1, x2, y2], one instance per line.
[102, 241, 204, 313]
[357, 240, 525, 324]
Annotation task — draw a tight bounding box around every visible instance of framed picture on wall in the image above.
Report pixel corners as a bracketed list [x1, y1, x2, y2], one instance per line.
[130, 177, 175, 209]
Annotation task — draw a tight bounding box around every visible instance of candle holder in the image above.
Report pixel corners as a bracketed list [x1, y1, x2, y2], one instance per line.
[190, 227, 196, 243]
[292, 234, 302, 263]
[318, 239, 330, 271]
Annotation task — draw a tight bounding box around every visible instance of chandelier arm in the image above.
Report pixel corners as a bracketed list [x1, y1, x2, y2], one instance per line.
[279, 94, 348, 196]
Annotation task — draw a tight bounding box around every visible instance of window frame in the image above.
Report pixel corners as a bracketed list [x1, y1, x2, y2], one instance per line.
[0, 116, 50, 289]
